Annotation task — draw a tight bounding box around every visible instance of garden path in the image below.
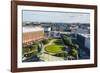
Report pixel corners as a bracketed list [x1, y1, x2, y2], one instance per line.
[38, 53, 64, 61]
[41, 39, 56, 53]
[38, 39, 64, 61]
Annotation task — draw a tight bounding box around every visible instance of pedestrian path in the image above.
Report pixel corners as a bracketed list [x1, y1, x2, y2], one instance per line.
[38, 53, 64, 61]
[41, 39, 56, 53]
[38, 39, 64, 61]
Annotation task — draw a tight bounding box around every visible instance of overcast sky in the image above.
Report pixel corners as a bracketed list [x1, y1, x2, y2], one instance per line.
[22, 10, 90, 23]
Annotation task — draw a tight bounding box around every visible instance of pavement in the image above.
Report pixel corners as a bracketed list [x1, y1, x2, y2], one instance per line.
[38, 53, 64, 61]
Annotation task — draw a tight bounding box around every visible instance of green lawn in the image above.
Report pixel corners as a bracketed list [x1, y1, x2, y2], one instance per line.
[45, 39, 64, 54]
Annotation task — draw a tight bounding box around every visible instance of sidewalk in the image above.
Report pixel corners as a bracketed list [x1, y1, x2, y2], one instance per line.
[38, 53, 64, 61]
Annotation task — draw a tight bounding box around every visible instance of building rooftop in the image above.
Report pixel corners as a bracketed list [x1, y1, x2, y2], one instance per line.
[23, 26, 44, 33]
[78, 33, 90, 38]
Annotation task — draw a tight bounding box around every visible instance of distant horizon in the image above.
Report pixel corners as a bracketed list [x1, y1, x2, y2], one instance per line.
[22, 10, 90, 24]
[23, 21, 90, 24]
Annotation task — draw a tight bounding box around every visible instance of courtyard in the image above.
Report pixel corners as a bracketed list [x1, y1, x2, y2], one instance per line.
[22, 34, 80, 62]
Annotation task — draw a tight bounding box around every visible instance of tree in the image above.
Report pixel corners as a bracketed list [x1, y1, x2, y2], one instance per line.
[73, 44, 79, 49]
[41, 39, 49, 45]
[63, 35, 79, 59]
[69, 48, 78, 59]
[37, 43, 42, 53]
[54, 51, 68, 59]
[63, 51, 68, 60]
[63, 35, 72, 46]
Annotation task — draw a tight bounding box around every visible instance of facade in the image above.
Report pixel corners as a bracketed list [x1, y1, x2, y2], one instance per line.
[23, 26, 45, 44]
[77, 33, 90, 49]
[43, 26, 51, 38]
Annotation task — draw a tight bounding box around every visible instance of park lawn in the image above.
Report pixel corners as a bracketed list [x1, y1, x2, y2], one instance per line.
[45, 39, 64, 54]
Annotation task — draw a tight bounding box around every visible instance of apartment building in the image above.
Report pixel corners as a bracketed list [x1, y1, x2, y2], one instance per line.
[77, 33, 90, 49]
[23, 26, 45, 44]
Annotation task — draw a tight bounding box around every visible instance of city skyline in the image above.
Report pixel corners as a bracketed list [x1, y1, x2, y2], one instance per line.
[22, 10, 90, 24]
